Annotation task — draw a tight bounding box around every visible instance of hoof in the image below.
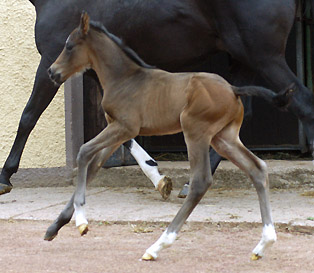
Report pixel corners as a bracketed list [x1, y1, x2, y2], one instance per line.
[44, 233, 58, 241]
[142, 252, 155, 261]
[44, 224, 59, 241]
[0, 183, 13, 195]
[251, 253, 262, 261]
[177, 183, 189, 198]
[157, 176, 172, 200]
[78, 224, 89, 236]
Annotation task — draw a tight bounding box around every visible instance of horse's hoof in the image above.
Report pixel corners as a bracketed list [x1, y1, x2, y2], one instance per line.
[0, 183, 13, 195]
[44, 232, 58, 241]
[177, 183, 189, 198]
[78, 224, 89, 236]
[157, 176, 172, 200]
[251, 253, 262, 261]
[142, 252, 155, 261]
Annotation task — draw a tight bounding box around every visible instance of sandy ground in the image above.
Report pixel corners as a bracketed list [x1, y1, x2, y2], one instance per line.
[0, 220, 314, 273]
[1, 177, 314, 273]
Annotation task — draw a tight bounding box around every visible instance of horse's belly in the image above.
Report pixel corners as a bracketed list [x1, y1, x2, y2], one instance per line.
[139, 120, 182, 136]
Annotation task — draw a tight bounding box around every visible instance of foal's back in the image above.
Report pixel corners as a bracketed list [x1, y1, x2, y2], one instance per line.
[137, 69, 243, 137]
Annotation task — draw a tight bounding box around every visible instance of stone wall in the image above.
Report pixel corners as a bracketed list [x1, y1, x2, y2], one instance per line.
[0, 1, 65, 168]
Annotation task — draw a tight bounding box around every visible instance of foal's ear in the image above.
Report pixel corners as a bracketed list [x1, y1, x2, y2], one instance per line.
[80, 11, 90, 36]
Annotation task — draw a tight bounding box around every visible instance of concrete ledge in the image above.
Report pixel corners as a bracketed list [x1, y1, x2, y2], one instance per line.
[10, 167, 72, 188]
[7, 160, 314, 190]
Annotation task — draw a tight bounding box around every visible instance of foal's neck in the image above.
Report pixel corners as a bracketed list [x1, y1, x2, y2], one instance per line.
[89, 30, 143, 89]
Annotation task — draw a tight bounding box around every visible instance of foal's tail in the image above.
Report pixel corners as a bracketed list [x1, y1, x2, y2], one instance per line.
[232, 83, 296, 110]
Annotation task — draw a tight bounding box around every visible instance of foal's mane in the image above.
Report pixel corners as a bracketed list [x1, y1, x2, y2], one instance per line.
[89, 21, 155, 69]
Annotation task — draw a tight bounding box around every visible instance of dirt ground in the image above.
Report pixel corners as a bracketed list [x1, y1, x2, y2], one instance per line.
[1, 220, 313, 273]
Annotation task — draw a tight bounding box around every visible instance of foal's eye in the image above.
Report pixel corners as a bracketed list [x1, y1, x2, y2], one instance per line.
[66, 43, 74, 51]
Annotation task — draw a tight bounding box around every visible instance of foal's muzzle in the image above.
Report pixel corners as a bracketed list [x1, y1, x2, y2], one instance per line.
[47, 67, 63, 85]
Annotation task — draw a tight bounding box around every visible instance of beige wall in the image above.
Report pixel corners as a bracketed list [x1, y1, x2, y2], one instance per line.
[0, 1, 65, 168]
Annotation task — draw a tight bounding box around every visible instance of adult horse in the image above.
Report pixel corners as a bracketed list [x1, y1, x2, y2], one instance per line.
[1, 0, 313, 195]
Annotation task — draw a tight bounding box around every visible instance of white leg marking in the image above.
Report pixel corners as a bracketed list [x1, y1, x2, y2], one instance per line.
[253, 224, 277, 258]
[74, 204, 88, 227]
[129, 140, 164, 188]
[143, 230, 177, 260]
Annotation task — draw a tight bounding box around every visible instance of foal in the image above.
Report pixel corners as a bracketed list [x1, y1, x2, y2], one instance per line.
[47, 12, 276, 260]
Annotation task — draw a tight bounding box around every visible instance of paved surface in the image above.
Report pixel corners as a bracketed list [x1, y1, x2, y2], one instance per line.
[1, 160, 313, 229]
[1, 186, 314, 229]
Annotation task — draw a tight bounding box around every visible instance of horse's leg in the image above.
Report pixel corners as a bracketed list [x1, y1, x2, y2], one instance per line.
[73, 122, 135, 235]
[0, 57, 59, 195]
[142, 128, 212, 260]
[211, 121, 276, 260]
[254, 57, 314, 151]
[44, 193, 75, 241]
[123, 139, 172, 199]
[44, 144, 120, 241]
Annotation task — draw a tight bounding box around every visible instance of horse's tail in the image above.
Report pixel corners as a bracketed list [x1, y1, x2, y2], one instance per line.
[232, 83, 296, 110]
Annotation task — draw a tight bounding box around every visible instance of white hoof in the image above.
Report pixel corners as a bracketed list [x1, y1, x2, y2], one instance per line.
[141, 252, 155, 261]
[78, 223, 89, 236]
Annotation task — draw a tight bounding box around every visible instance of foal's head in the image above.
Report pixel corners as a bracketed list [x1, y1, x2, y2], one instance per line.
[48, 12, 92, 85]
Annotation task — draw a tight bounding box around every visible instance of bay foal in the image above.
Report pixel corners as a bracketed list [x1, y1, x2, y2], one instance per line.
[47, 12, 276, 260]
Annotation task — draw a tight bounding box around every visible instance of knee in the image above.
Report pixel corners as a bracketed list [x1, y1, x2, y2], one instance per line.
[204, 175, 213, 188]
[251, 159, 269, 190]
[76, 144, 93, 167]
[256, 159, 268, 179]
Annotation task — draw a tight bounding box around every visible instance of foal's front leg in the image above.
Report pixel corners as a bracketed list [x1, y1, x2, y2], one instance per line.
[45, 123, 131, 239]
[44, 144, 120, 240]
[74, 124, 132, 235]
[123, 139, 172, 199]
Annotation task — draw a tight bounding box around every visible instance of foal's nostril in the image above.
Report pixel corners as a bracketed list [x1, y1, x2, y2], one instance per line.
[54, 72, 61, 83]
[47, 67, 62, 85]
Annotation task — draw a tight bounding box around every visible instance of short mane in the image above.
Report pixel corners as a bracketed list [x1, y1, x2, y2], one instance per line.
[89, 21, 155, 69]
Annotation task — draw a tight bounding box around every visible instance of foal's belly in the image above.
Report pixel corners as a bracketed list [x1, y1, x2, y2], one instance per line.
[138, 119, 182, 137]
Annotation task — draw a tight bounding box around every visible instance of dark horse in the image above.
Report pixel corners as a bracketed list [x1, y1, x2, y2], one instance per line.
[1, 0, 314, 195]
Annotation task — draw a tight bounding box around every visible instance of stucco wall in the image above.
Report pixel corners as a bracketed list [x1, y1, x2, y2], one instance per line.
[0, 1, 65, 168]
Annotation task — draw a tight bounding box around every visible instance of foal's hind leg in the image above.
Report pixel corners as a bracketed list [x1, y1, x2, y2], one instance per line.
[211, 123, 276, 260]
[142, 135, 212, 260]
